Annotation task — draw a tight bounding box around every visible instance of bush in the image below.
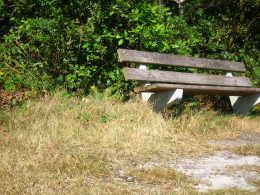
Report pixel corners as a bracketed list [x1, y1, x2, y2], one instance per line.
[0, 0, 259, 108]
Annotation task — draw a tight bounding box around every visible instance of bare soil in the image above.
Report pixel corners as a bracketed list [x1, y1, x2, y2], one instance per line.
[135, 132, 260, 193]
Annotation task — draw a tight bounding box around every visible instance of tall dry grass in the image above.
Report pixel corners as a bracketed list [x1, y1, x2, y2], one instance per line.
[0, 91, 259, 194]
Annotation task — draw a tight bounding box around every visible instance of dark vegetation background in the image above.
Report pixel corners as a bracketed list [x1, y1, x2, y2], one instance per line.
[0, 0, 260, 109]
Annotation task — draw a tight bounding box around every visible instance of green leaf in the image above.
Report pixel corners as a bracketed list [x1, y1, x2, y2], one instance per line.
[188, 68, 198, 73]
[62, 93, 71, 99]
[191, 102, 198, 106]
[12, 99, 17, 105]
[118, 39, 124, 45]
[109, 72, 115, 80]
[25, 92, 31, 97]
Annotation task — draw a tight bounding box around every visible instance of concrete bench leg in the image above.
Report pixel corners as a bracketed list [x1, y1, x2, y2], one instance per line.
[136, 64, 154, 102]
[225, 72, 260, 116]
[153, 89, 183, 111]
[230, 93, 260, 117]
[141, 92, 154, 102]
[136, 63, 182, 110]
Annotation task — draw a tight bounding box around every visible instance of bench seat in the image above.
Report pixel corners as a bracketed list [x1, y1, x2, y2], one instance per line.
[134, 83, 260, 96]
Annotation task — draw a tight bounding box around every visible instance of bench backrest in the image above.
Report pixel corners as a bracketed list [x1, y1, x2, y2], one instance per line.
[118, 49, 246, 72]
[118, 49, 252, 88]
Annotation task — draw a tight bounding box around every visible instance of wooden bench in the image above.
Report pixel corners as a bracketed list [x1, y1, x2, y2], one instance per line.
[117, 49, 260, 116]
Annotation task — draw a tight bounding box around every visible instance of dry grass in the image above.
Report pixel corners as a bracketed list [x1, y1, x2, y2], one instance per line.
[0, 91, 260, 194]
[227, 165, 260, 174]
[233, 144, 260, 156]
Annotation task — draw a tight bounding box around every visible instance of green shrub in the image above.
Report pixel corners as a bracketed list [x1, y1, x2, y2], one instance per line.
[0, 0, 259, 106]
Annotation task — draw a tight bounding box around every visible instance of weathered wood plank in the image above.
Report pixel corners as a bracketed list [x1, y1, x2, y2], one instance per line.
[123, 67, 252, 88]
[118, 49, 246, 72]
[134, 83, 260, 96]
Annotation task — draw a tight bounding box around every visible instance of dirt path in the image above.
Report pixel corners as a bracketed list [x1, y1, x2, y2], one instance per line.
[136, 132, 260, 193]
[176, 151, 260, 192]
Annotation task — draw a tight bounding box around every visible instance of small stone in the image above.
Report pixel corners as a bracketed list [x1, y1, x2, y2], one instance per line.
[116, 169, 125, 178]
[125, 176, 135, 182]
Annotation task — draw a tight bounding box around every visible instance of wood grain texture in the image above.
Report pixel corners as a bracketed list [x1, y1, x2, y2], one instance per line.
[134, 83, 260, 96]
[118, 49, 246, 72]
[123, 67, 252, 87]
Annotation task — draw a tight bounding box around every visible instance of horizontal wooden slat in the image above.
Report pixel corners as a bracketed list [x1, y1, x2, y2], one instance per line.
[123, 67, 252, 88]
[134, 83, 260, 96]
[118, 49, 246, 72]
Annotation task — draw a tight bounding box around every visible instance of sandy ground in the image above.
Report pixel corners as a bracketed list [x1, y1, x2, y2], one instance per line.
[137, 132, 260, 192]
[176, 151, 260, 192]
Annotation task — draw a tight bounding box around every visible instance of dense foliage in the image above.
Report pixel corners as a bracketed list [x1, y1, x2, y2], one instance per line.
[185, 0, 260, 85]
[0, 0, 260, 105]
